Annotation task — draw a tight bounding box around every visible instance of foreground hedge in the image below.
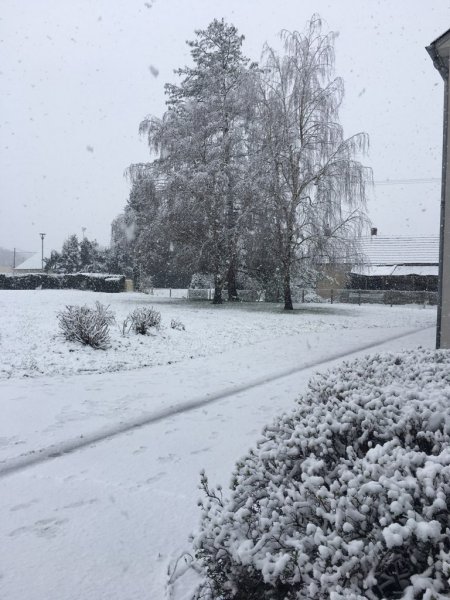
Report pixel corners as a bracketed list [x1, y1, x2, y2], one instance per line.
[0, 273, 125, 293]
[193, 349, 450, 599]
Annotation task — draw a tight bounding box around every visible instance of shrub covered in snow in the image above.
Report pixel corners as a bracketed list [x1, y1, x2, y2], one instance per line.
[128, 306, 161, 334]
[0, 272, 125, 292]
[139, 275, 154, 294]
[57, 302, 115, 349]
[192, 349, 450, 599]
[61, 273, 125, 293]
[171, 318, 186, 331]
[190, 273, 214, 289]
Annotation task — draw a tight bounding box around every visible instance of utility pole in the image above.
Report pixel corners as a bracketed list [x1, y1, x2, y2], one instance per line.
[13, 248, 16, 269]
[39, 233, 46, 271]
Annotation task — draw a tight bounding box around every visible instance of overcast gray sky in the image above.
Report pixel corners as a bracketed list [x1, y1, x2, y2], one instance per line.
[1, 0, 449, 256]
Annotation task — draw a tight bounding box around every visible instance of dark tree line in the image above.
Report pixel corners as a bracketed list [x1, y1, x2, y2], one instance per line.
[113, 15, 371, 309]
[45, 234, 115, 274]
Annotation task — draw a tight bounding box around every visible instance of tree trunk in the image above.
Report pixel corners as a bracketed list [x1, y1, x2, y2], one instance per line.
[223, 116, 240, 303]
[283, 267, 293, 310]
[227, 260, 239, 301]
[212, 273, 223, 304]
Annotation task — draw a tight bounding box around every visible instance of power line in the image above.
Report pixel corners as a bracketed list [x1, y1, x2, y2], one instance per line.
[374, 178, 440, 186]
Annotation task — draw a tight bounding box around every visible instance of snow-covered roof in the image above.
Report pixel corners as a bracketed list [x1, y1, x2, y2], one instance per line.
[352, 264, 439, 277]
[392, 265, 439, 276]
[351, 265, 396, 277]
[360, 236, 439, 266]
[13, 253, 44, 271]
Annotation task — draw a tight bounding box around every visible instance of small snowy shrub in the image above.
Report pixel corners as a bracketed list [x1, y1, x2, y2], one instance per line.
[139, 275, 154, 294]
[192, 349, 450, 599]
[294, 288, 325, 303]
[128, 306, 161, 334]
[57, 302, 115, 349]
[190, 273, 214, 289]
[171, 318, 185, 331]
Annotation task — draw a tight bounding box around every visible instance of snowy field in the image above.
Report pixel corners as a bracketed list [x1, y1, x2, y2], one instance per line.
[0, 289, 436, 380]
[0, 290, 439, 600]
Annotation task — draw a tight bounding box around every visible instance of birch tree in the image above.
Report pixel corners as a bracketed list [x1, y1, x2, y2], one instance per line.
[256, 16, 371, 309]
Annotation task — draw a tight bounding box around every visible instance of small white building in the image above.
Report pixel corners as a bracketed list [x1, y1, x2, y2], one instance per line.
[13, 253, 45, 274]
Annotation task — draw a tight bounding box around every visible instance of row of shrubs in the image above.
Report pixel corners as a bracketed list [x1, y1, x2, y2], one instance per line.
[57, 302, 185, 349]
[0, 273, 125, 293]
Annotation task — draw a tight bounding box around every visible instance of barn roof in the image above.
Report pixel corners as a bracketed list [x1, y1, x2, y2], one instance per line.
[351, 264, 439, 277]
[359, 236, 439, 266]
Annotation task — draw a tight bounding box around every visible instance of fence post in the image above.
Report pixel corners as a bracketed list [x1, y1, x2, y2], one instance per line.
[302, 289, 305, 303]
[358, 290, 361, 305]
[330, 289, 334, 304]
[170, 288, 172, 298]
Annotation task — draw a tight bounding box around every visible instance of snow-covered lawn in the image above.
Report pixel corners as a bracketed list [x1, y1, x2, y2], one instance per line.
[0, 290, 440, 600]
[0, 289, 436, 379]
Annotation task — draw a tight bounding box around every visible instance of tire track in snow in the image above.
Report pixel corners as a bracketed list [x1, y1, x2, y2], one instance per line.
[0, 325, 434, 479]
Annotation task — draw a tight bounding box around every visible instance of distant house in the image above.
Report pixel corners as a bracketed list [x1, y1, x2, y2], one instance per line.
[13, 253, 44, 274]
[349, 235, 439, 291]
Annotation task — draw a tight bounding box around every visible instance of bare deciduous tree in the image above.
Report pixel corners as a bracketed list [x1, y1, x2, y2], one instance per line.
[255, 15, 372, 309]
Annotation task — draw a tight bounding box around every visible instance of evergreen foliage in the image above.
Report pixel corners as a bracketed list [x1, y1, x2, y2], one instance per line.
[139, 19, 258, 303]
[0, 273, 125, 292]
[192, 349, 450, 599]
[45, 234, 109, 274]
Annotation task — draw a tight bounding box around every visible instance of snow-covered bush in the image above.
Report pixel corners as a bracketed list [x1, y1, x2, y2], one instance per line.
[192, 349, 450, 599]
[293, 288, 325, 303]
[128, 306, 161, 334]
[0, 272, 125, 292]
[190, 273, 214, 289]
[171, 318, 185, 331]
[139, 275, 154, 294]
[303, 289, 325, 303]
[57, 302, 115, 349]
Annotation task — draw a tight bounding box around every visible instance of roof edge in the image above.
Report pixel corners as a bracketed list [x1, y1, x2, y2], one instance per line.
[426, 28, 450, 80]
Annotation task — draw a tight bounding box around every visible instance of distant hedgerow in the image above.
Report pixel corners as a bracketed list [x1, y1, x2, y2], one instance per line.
[57, 302, 115, 349]
[192, 349, 450, 599]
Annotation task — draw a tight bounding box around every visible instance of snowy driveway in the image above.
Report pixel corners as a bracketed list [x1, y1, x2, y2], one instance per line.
[0, 322, 436, 600]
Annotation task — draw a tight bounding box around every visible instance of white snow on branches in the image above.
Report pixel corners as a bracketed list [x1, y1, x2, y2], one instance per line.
[193, 349, 450, 599]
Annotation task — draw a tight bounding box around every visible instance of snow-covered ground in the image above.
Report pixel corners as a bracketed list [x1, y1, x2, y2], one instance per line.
[0, 289, 436, 379]
[0, 290, 438, 600]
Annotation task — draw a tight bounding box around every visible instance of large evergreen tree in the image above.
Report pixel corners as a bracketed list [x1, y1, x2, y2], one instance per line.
[61, 234, 81, 273]
[140, 19, 257, 303]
